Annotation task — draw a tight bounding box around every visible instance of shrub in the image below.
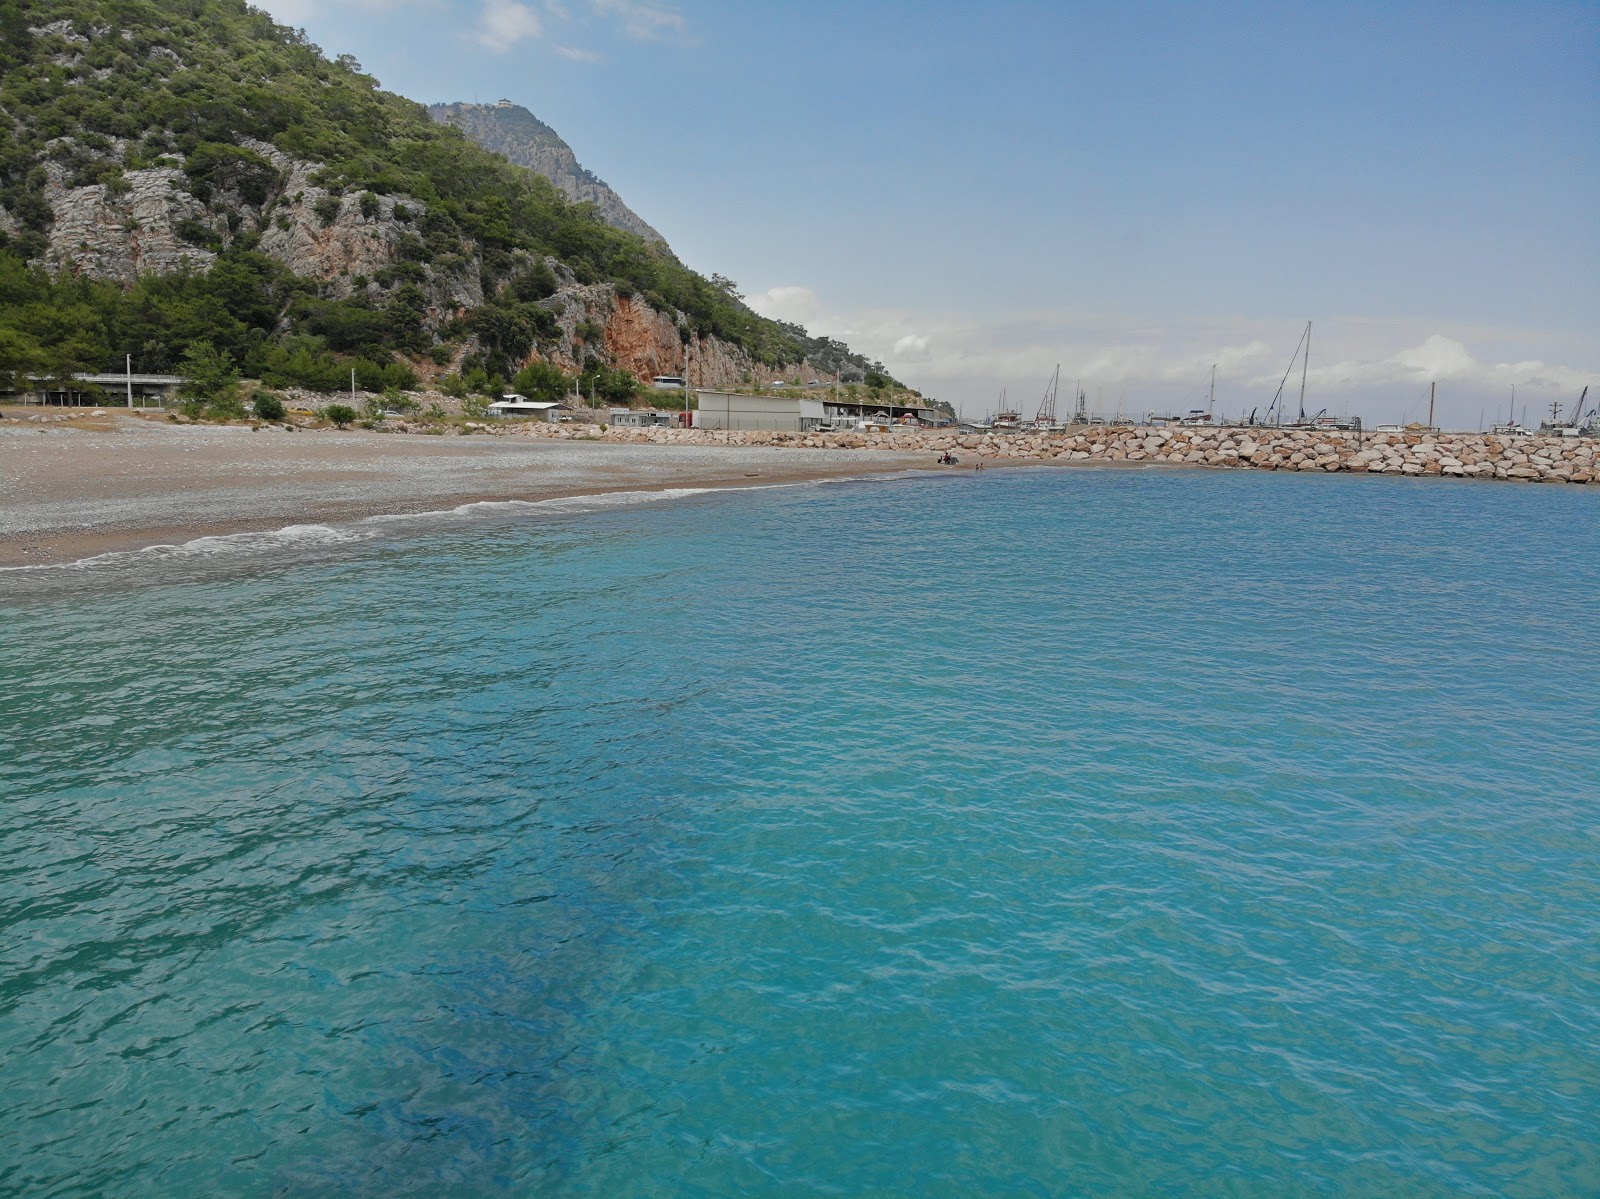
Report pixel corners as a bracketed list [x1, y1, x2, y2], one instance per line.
[461, 394, 489, 418]
[383, 386, 417, 413]
[205, 391, 247, 420]
[324, 403, 357, 427]
[251, 390, 286, 420]
[312, 195, 341, 226]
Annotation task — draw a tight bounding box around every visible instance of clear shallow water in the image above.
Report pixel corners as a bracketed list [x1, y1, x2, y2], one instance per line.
[2, 467, 1597, 1197]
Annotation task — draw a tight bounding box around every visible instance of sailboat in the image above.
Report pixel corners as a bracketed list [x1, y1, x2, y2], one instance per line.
[1264, 322, 1316, 428]
[1029, 366, 1064, 432]
[1178, 364, 1217, 425]
[1490, 385, 1534, 437]
[990, 388, 1022, 431]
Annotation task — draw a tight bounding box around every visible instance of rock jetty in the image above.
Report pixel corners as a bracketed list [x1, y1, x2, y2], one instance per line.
[493, 422, 1598, 485]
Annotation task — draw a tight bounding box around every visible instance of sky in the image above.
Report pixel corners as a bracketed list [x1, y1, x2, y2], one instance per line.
[256, 0, 1599, 428]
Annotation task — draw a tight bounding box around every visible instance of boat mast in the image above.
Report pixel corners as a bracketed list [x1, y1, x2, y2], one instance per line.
[1297, 320, 1311, 422]
[1207, 364, 1216, 417]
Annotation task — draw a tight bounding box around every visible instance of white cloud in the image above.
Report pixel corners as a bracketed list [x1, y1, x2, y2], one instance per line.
[590, 0, 686, 39]
[746, 285, 822, 325]
[475, 0, 543, 49]
[555, 44, 603, 61]
[892, 333, 931, 361]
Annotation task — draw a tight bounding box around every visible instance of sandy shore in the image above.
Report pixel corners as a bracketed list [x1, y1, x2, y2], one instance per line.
[0, 412, 926, 567]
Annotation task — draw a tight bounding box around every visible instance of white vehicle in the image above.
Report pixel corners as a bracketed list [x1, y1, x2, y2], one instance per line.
[651, 375, 685, 390]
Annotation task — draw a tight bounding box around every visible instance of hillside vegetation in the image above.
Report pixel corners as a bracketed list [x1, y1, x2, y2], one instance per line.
[0, 0, 890, 396]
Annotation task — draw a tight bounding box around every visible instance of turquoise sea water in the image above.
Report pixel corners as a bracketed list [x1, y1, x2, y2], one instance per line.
[2, 467, 1598, 1197]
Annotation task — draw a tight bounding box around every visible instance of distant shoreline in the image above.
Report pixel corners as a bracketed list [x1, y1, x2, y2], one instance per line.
[0, 414, 925, 569]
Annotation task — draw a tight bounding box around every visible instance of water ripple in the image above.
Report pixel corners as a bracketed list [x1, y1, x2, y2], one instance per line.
[1, 469, 1597, 1197]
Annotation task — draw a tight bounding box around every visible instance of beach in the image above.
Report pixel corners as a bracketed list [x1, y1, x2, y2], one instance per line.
[0, 411, 925, 567]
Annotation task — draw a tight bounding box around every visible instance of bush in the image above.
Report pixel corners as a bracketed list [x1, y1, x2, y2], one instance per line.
[204, 391, 247, 420]
[461, 394, 489, 418]
[383, 386, 417, 413]
[251, 390, 286, 420]
[324, 403, 357, 427]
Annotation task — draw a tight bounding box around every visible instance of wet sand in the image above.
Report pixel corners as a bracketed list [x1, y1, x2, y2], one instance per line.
[0, 413, 924, 567]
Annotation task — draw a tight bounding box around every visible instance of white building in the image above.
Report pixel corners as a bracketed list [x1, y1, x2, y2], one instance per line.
[487, 396, 568, 422]
[692, 390, 827, 432]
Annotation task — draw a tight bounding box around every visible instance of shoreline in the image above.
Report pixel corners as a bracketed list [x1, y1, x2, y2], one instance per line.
[6, 410, 1594, 569]
[0, 415, 928, 569]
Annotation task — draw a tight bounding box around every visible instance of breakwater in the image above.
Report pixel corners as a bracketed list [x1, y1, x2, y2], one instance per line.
[497, 421, 1599, 484]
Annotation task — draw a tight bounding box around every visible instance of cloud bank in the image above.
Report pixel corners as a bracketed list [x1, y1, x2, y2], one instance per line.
[746, 287, 1597, 427]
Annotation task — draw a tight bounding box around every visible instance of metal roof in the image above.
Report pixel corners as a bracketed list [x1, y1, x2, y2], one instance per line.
[69, 373, 184, 385]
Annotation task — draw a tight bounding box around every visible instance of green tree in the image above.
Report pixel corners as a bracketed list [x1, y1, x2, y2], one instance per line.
[511, 359, 571, 404]
[0, 326, 45, 392]
[324, 403, 357, 427]
[178, 339, 240, 402]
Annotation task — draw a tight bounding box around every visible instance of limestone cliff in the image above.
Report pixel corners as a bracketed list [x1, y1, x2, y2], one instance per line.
[428, 102, 665, 246]
[40, 162, 214, 283]
[510, 276, 837, 390]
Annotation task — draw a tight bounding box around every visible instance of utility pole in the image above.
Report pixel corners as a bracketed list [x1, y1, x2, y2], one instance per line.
[126, 353, 133, 411]
[1428, 380, 1435, 431]
[350, 368, 356, 404]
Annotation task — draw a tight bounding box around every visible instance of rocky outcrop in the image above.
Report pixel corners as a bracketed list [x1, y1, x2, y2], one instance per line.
[515, 280, 835, 389]
[245, 141, 425, 299]
[40, 164, 215, 282]
[428, 102, 666, 245]
[28, 129, 457, 309]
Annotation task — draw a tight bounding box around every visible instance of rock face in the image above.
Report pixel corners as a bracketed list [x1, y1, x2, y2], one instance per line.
[428, 102, 666, 246]
[41, 164, 215, 283]
[520, 283, 837, 389]
[242, 140, 434, 303]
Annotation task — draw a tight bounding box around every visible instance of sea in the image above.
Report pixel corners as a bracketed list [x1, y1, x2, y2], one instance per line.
[2, 465, 1597, 1198]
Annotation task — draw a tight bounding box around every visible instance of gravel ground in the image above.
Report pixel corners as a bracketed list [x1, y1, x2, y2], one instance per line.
[0, 414, 924, 566]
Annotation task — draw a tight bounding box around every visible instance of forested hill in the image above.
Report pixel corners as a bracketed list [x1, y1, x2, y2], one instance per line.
[0, 0, 894, 398]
